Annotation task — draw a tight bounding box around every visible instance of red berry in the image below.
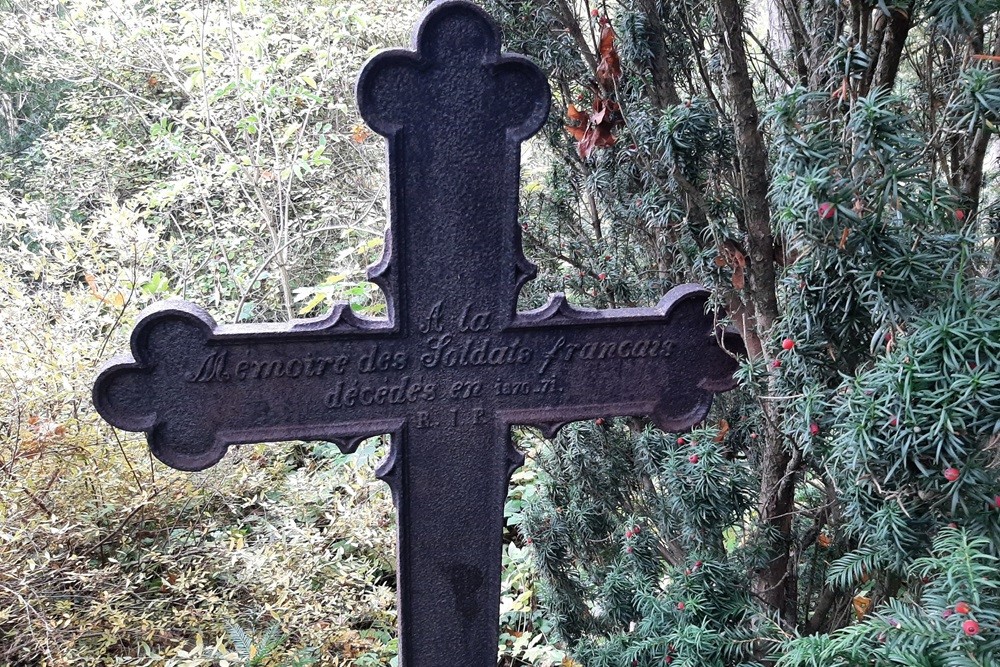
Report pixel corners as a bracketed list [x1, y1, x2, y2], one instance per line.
[676, 601, 685, 610]
[818, 202, 835, 219]
[695, 560, 703, 568]
[809, 423, 820, 436]
[955, 601, 971, 614]
[963, 619, 980, 636]
[955, 209, 966, 222]
[994, 494, 1000, 508]
[948, 522, 958, 529]
[595, 417, 605, 426]
[665, 658, 672, 664]
[772, 359, 782, 368]
[889, 416, 898, 427]
[591, 8, 599, 16]
[944, 467, 961, 482]
[943, 609, 954, 619]
[688, 454, 699, 464]
[685, 568, 691, 575]
[633, 525, 640, 534]
[676, 437, 685, 445]
[526, 538, 532, 544]
[750, 432, 758, 440]
[625, 528, 633, 538]
[598, 272, 607, 281]
[781, 338, 795, 350]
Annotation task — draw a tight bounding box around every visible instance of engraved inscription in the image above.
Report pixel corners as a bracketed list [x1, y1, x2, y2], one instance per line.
[325, 376, 436, 408]
[418, 300, 445, 334]
[183, 301, 680, 419]
[538, 336, 675, 374]
[359, 344, 408, 373]
[458, 305, 491, 332]
[184, 304, 681, 403]
[413, 408, 489, 429]
[494, 377, 561, 395]
[186, 351, 350, 382]
[420, 335, 532, 368]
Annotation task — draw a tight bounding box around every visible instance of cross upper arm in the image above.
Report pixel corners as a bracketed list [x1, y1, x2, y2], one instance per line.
[356, 2, 549, 139]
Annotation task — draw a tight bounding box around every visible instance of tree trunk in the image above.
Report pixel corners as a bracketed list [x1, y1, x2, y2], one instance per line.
[871, 3, 915, 93]
[635, 0, 682, 109]
[716, 0, 778, 335]
[717, 0, 798, 628]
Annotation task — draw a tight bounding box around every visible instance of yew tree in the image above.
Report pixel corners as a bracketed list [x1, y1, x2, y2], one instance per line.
[487, 0, 1000, 663]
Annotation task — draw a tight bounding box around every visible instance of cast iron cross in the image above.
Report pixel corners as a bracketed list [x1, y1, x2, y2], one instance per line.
[93, 2, 742, 664]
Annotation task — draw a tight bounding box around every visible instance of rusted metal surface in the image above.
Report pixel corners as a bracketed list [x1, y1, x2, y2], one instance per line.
[93, 2, 743, 664]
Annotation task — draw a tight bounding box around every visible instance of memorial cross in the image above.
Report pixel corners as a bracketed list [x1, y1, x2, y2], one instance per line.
[93, 2, 743, 664]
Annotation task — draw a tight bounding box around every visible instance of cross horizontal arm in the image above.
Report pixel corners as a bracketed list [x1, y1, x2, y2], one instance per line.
[93, 285, 740, 472]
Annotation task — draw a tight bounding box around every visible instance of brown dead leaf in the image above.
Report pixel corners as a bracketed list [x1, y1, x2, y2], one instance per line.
[831, 78, 848, 100]
[732, 265, 745, 290]
[565, 95, 621, 158]
[596, 23, 622, 88]
[817, 532, 832, 548]
[852, 594, 871, 619]
[565, 124, 587, 141]
[577, 131, 597, 159]
[351, 123, 371, 143]
[972, 54, 1000, 62]
[718, 242, 746, 289]
[713, 419, 730, 442]
[838, 227, 851, 250]
[567, 103, 587, 123]
[85, 274, 125, 308]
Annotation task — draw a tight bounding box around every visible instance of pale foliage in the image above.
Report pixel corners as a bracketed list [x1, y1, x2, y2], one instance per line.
[0, 0, 419, 663]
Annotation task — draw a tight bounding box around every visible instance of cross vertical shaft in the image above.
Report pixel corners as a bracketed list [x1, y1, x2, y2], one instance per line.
[385, 421, 519, 665]
[356, 13, 549, 661]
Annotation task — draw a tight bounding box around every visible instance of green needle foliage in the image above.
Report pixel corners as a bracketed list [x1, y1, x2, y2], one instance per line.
[488, 0, 1000, 664]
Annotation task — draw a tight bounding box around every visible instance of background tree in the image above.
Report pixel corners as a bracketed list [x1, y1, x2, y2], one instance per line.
[486, 0, 1000, 664]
